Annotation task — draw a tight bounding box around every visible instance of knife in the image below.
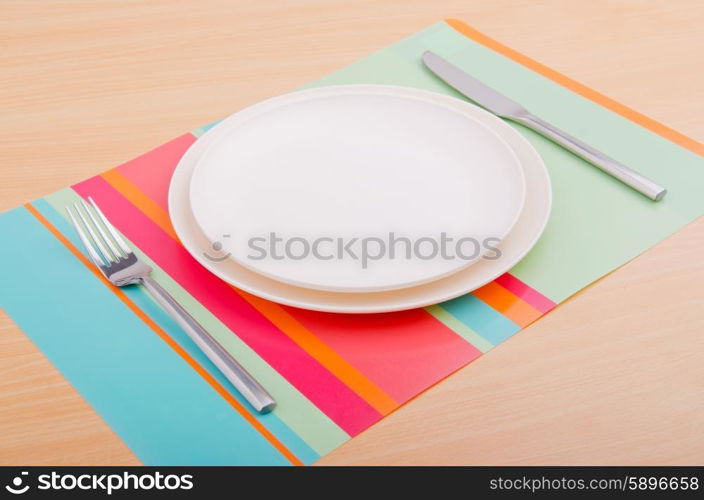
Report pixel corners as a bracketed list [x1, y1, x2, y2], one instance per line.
[422, 51, 667, 201]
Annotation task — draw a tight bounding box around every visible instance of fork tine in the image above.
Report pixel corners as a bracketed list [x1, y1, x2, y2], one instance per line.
[67, 207, 106, 269]
[81, 199, 124, 261]
[74, 202, 114, 265]
[88, 196, 133, 256]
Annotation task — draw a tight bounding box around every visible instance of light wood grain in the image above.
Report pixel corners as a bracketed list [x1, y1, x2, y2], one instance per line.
[0, 0, 702, 465]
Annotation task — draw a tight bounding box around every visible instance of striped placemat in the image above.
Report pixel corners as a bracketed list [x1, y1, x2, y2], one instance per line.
[1, 19, 702, 465]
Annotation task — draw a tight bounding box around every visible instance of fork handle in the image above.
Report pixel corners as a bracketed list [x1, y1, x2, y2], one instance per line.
[140, 276, 276, 413]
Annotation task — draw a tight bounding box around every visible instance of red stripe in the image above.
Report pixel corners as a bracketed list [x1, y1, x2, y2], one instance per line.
[116, 133, 197, 209]
[284, 307, 481, 403]
[72, 175, 381, 436]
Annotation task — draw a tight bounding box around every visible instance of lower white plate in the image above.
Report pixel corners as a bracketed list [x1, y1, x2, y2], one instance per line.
[168, 85, 551, 313]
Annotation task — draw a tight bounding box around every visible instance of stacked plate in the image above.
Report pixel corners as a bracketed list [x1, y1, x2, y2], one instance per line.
[168, 85, 551, 313]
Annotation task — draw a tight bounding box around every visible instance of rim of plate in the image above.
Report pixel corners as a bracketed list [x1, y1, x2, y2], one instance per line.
[168, 84, 552, 313]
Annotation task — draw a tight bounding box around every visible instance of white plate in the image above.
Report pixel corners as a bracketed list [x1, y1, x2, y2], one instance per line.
[189, 86, 525, 292]
[168, 85, 551, 313]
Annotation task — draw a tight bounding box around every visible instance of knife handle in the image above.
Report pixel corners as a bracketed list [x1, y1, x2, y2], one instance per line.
[511, 111, 666, 201]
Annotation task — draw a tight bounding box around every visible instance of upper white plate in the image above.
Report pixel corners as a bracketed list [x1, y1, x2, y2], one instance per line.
[168, 85, 551, 313]
[189, 86, 526, 292]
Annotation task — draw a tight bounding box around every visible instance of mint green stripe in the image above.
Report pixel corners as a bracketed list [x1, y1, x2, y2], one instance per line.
[419, 23, 704, 301]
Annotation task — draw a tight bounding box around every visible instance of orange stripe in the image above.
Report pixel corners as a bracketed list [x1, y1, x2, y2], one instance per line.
[24, 203, 303, 466]
[473, 281, 542, 328]
[235, 289, 398, 415]
[102, 172, 398, 415]
[446, 18, 704, 157]
[101, 169, 180, 241]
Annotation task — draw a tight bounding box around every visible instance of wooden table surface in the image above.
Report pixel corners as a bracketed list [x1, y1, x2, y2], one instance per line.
[1, 0, 702, 465]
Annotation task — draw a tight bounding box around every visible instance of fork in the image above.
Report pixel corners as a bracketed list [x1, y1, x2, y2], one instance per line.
[67, 197, 276, 413]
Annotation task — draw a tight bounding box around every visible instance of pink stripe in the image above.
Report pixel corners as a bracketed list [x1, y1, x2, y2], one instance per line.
[116, 134, 197, 209]
[72, 176, 381, 436]
[495, 273, 556, 313]
[285, 307, 481, 403]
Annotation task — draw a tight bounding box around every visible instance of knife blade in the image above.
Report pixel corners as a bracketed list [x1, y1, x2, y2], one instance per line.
[421, 51, 666, 201]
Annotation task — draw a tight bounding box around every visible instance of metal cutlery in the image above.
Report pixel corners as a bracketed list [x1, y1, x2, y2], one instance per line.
[422, 51, 667, 201]
[67, 197, 276, 413]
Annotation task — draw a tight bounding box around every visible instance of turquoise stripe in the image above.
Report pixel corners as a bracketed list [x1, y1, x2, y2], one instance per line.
[0, 206, 291, 465]
[200, 120, 221, 132]
[191, 119, 222, 137]
[440, 294, 520, 345]
[32, 199, 319, 464]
